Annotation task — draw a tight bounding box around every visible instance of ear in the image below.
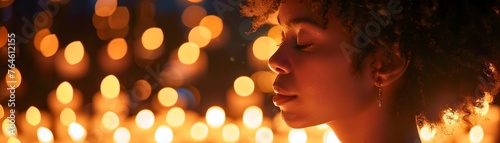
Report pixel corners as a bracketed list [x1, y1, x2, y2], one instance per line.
[371, 45, 409, 87]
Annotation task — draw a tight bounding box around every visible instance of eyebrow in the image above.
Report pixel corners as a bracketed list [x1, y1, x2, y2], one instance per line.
[278, 15, 323, 29]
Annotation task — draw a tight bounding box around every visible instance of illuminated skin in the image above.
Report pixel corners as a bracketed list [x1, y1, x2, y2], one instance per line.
[269, 0, 418, 142]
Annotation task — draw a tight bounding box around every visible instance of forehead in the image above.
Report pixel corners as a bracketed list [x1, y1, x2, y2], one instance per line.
[277, 0, 323, 29]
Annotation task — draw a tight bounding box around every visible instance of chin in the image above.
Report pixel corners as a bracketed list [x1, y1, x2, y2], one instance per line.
[281, 111, 320, 128]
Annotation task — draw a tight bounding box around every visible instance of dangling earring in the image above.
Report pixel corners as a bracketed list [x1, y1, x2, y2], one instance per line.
[378, 82, 382, 107]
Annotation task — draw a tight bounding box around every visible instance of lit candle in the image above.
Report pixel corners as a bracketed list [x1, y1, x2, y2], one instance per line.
[48, 81, 83, 113]
[113, 127, 131, 143]
[37, 127, 54, 143]
[190, 122, 209, 142]
[288, 129, 307, 143]
[154, 126, 173, 143]
[68, 122, 86, 143]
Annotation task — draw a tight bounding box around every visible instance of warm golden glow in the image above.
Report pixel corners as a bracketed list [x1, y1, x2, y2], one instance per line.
[7, 137, 20, 143]
[141, 27, 164, 50]
[474, 99, 490, 116]
[0, 26, 7, 48]
[419, 124, 436, 141]
[251, 71, 277, 93]
[255, 127, 273, 143]
[64, 41, 85, 65]
[102, 111, 120, 130]
[181, 5, 206, 28]
[56, 81, 73, 104]
[34, 28, 51, 51]
[37, 127, 54, 143]
[132, 80, 152, 101]
[469, 125, 484, 143]
[100, 75, 120, 99]
[442, 108, 459, 125]
[135, 109, 155, 129]
[323, 129, 341, 143]
[166, 107, 185, 127]
[177, 42, 200, 65]
[5, 67, 22, 88]
[26, 106, 41, 126]
[253, 36, 279, 60]
[2, 119, 17, 136]
[94, 0, 117, 17]
[108, 6, 129, 29]
[190, 122, 209, 141]
[243, 106, 263, 128]
[60, 108, 76, 126]
[205, 106, 225, 127]
[40, 34, 59, 57]
[188, 26, 212, 48]
[288, 129, 307, 143]
[107, 38, 128, 60]
[113, 127, 130, 143]
[199, 15, 223, 39]
[267, 25, 283, 43]
[234, 76, 255, 96]
[155, 126, 174, 143]
[187, 0, 203, 3]
[0, 105, 3, 119]
[222, 123, 240, 142]
[158, 87, 178, 107]
[68, 122, 86, 141]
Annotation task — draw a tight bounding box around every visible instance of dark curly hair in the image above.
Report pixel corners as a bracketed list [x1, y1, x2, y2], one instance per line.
[241, 0, 500, 129]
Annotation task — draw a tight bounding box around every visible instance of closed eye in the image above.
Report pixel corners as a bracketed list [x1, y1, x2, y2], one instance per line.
[294, 44, 313, 50]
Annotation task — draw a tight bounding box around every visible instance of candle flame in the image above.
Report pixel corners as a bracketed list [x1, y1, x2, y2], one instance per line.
[113, 127, 130, 143]
[166, 107, 185, 127]
[100, 74, 120, 99]
[253, 36, 279, 60]
[107, 38, 128, 60]
[102, 111, 120, 130]
[255, 126, 273, 143]
[205, 106, 225, 127]
[190, 122, 208, 141]
[199, 15, 223, 39]
[68, 122, 86, 141]
[135, 109, 155, 129]
[177, 42, 200, 65]
[288, 129, 307, 143]
[234, 76, 255, 97]
[469, 125, 484, 143]
[243, 106, 263, 128]
[155, 126, 174, 143]
[222, 123, 240, 142]
[56, 81, 73, 104]
[188, 26, 211, 48]
[419, 124, 436, 141]
[141, 27, 164, 50]
[37, 127, 54, 143]
[26, 106, 41, 126]
[64, 41, 85, 65]
[158, 87, 178, 107]
[60, 108, 76, 126]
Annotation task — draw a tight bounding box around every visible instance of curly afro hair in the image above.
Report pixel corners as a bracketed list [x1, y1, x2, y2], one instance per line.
[241, 0, 500, 128]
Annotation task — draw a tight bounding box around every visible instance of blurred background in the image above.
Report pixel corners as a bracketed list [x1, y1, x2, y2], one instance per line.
[0, 0, 499, 143]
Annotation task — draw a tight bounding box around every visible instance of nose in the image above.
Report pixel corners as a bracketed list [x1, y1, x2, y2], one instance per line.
[268, 46, 291, 74]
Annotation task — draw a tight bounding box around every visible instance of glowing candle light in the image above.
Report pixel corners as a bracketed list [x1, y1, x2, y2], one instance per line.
[113, 127, 131, 143]
[26, 106, 41, 126]
[141, 27, 164, 50]
[155, 126, 174, 143]
[7, 137, 20, 143]
[4, 67, 21, 88]
[102, 111, 120, 131]
[323, 129, 341, 143]
[469, 125, 484, 143]
[188, 26, 212, 48]
[234, 76, 255, 97]
[68, 122, 86, 142]
[34, 28, 51, 51]
[0, 105, 3, 118]
[37, 127, 54, 143]
[107, 38, 128, 60]
[60, 108, 76, 126]
[190, 122, 209, 141]
[40, 34, 58, 57]
[255, 126, 273, 143]
[166, 107, 185, 127]
[94, 0, 117, 17]
[158, 87, 178, 107]
[419, 124, 436, 141]
[100, 74, 120, 99]
[267, 25, 283, 44]
[64, 41, 85, 65]
[0, 26, 7, 47]
[56, 81, 73, 104]
[205, 106, 225, 127]
[199, 15, 223, 39]
[252, 36, 279, 60]
[288, 129, 307, 143]
[222, 123, 240, 142]
[135, 109, 155, 129]
[177, 42, 200, 65]
[2, 118, 17, 137]
[243, 106, 263, 128]
[187, 0, 203, 3]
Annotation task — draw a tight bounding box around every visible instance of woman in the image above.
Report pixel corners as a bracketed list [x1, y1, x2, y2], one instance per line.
[241, 0, 500, 142]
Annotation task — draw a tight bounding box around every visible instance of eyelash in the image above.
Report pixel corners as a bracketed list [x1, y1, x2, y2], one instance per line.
[276, 37, 313, 50]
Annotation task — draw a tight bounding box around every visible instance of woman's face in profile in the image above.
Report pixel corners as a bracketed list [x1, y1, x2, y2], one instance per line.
[270, 0, 377, 128]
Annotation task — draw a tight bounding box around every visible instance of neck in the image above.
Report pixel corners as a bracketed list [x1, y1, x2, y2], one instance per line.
[326, 99, 421, 143]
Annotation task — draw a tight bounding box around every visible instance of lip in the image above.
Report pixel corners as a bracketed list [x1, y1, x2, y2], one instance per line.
[273, 94, 297, 106]
[272, 85, 297, 106]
